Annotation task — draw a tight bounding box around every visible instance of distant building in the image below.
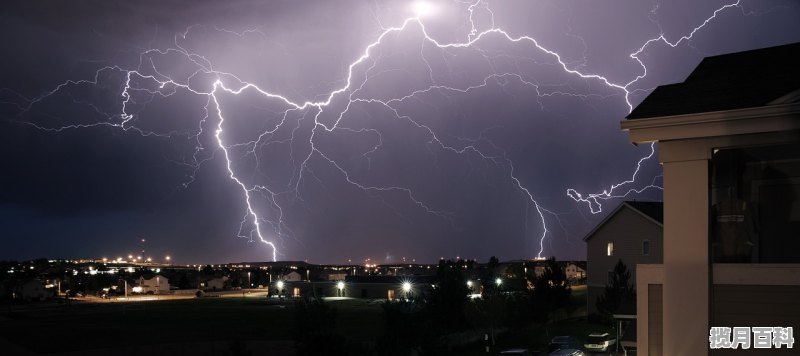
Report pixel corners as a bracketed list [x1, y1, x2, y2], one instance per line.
[584, 201, 663, 316]
[200, 276, 228, 291]
[135, 275, 170, 294]
[622, 42, 800, 355]
[16, 279, 52, 301]
[565, 262, 586, 281]
[283, 271, 302, 282]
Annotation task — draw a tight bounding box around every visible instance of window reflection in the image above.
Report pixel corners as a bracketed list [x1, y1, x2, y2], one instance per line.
[711, 143, 800, 263]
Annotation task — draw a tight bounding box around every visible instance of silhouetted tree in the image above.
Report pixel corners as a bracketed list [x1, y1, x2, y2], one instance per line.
[425, 259, 470, 332]
[596, 259, 635, 315]
[530, 257, 571, 322]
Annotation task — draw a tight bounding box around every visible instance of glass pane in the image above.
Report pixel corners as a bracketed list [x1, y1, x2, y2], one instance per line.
[710, 143, 800, 263]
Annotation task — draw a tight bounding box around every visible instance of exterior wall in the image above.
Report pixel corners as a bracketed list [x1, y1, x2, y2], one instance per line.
[586, 205, 663, 314]
[625, 106, 800, 356]
[647, 284, 663, 356]
[203, 277, 227, 291]
[20, 280, 49, 300]
[565, 264, 586, 280]
[710, 284, 800, 356]
[284, 272, 302, 281]
[661, 150, 710, 356]
[137, 276, 170, 293]
[283, 281, 420, 299]
[636, 263, 664, 356]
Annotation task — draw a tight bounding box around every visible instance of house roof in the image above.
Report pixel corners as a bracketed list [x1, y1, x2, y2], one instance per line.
[627, 42, 800, 119]
[583, 201, 663, 242]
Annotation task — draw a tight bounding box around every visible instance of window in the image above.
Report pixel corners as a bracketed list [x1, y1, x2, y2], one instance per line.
[607, 242, 614, 256]
[711, 143, 800, 263]
[642, 240, 650, 256]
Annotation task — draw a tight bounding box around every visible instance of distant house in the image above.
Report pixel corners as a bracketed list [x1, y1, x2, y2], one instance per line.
[283, 271, 302, 282]
[134, 275, 170, 294]
[621, 42, 800, 355]
[16, 279, 52, 301]
[565, 262, 586, 281]
[200, 276, 228, 291]
[584, 201, 663, 316]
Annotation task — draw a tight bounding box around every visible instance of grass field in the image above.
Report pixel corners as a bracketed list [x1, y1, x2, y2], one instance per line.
[0, 296, 384, 354]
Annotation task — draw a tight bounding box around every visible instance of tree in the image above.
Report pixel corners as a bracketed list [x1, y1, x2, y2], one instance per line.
[426, 259, 470, 332]
[596, 259, 635, 315]
[530, 257, 571, 323]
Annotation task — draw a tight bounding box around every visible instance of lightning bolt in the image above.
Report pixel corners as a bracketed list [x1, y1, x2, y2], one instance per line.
[6, 0, 757, 260]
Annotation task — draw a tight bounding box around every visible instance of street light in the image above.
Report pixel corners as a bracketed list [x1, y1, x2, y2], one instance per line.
[402, 281, 412, 299]
[337, 281, 345, 297]
[467, 280, 473, 288]
[495, 278, 502, 286]
[276, 280, 284, 298]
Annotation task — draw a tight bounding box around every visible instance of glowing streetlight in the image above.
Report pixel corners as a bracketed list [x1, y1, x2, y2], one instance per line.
[495, 278, 503, 286]
[337, 281, 345, 296]
[402, 282, 412, 293]
[277, 280, 284, 290]
[466, 280, 473, 288]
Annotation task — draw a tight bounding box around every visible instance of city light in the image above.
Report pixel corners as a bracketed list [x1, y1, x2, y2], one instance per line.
[337, 281, 345, 291]
[495, 278, 502, 286]
[466, 280, 473, 288]
[276, 281, 284, 290]
[402, 282, 412, 293]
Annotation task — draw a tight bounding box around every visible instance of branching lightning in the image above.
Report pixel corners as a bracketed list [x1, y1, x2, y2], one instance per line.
[8, 0, 755, 260]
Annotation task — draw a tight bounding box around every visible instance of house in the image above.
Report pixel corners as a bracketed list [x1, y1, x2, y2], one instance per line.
[200, 276, 229, 291]
[564, 262, 587, 281]
[622, 42, 800, 356]
[584, 201, 663, 316]
[134, 275, 170, 294]
[16, 279, 52, 301]
[283, 271, 302, 282]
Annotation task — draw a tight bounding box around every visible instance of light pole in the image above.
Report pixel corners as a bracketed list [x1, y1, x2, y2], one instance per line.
[337, 281, 345, 297]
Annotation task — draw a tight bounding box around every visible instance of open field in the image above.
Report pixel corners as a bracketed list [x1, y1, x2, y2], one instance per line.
[0, 296, 384, 355]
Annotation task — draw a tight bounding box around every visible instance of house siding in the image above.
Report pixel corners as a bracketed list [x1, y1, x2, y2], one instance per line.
[710, 284, 800, 356]
[586, 205, 663, 315]
[648, 284, 663, 356]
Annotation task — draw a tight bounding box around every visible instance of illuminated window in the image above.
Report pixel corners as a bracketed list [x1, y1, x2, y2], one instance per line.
[642, 240, 650, 256]
[607, 242, 614, 256]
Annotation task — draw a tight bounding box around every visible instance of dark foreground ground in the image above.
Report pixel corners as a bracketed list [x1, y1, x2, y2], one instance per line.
[0, 295, 383, 355]
[0, 285, 613, 355]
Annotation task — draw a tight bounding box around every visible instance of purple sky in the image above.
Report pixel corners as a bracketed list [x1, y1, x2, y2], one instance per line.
[1, 0, 799, 264]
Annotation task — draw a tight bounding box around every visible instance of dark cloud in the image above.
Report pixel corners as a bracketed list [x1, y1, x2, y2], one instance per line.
[1, 0, 798, 263]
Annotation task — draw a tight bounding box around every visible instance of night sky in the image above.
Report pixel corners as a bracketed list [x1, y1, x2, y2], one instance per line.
[2, 0, 799, 264]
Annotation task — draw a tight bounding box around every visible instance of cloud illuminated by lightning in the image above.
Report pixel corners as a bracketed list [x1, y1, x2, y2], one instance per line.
[9, 0, 754, 260]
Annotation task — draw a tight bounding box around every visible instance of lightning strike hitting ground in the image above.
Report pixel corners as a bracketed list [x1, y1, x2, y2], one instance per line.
[9, 0, 754, 260]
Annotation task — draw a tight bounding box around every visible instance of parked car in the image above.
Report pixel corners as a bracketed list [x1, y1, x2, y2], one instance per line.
[548, 349, 587, 356]
[499, 349, 532, 355]
[584, 332, 615, 353]
[548, 336, 582, 352]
